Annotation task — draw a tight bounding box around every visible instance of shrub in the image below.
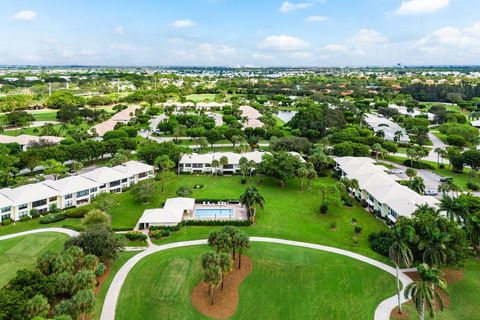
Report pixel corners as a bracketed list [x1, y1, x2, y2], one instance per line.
[30, 209, 40, 219]
[467, 182, 480, 191]
[368, 231, 394, 257]
[360, 199, 367, 207]
[354, 226, 362, 235]
[241, 178, 247, 184]
[342, 195, 353, 207]
[65, 207, 89, 218]
[330, 222, 337, 230]
[320, 204, 329, 214]
[351, 218, 357, 225]
[402, 159, 435, 170]
[161, 230, 170, 237]
[2, 218, 11, 226]
[49, 203, 60, 213]
[447, 134, 466, 147]
[149, 230, 163, 239]
[96, 262, 106, 277]
[176, 186, 192, 197]
[40, 212, 66, 224]
[125, 231, 147, 241]
[20, 215, 30, 222]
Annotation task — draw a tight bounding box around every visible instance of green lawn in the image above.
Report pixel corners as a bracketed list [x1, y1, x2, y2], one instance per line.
[393, 259, 480, 320]
[0, 232, 69, 287]
[186, 94, 217, 102]
[0, 217, 82, 237]
[32, 111, 58, 122]
[116, 243, 396, 320]
[108, 175, 388, 260]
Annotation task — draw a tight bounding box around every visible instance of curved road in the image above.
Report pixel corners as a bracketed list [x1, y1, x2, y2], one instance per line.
[100, 237, 412, 320]
[0, 227, 79, 241]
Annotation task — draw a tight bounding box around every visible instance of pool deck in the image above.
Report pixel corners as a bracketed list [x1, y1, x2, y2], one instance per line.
[188, 202, 247, 221]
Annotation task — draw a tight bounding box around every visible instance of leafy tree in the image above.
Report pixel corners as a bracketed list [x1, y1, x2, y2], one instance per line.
[211, 159, 220, 177]
[297, 164, 309, 191]
[154, 154, 175, 172]
[176, 186, 192, 197]
[26, 295, 50, 319]
[462, 149, 480, 170]
[131, 180, 156, 204]
[65, 225, 123, 261]
[439, 195, 468, 223]
[91, 193, 118, 212]
[82, 209, 111, 229]
[42, 159, 68, 180]
[259, 152, 301, 187]
[72, 289, 94, 320]
[409, 176, 425, 195]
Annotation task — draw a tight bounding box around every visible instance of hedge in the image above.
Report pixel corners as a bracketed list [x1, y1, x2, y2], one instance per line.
[125, 231, 148, 241]
[40, 213, 66, 224]
[402, 159, 435, 170]
[65, 207, 89, 218]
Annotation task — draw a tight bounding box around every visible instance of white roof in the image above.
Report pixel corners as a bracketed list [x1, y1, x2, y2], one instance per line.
[180, 151, 305, 165]
[0, 184, 59, 205]
[80, 167, 129, 185]
[89, 106, 139, 137]
[138, 197, 195, 225]
[0, 193, 13, 209]
[240, 105, 264, 128]
[0, 134, 63, 146]
[471, 119, 480, 128]
[364, 113, 410, 142]
[42, 176, 99, 196]
[112, 161, 154, 177]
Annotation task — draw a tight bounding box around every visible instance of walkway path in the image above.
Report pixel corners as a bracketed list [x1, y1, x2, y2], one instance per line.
[0, 227, 79, 241]
[100, 237, 412, 320]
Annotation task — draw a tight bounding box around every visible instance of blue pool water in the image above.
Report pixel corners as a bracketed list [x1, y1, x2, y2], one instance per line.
[194, 208, 233, 219]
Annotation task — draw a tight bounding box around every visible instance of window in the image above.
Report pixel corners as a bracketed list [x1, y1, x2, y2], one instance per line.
[19, 211, 29, 218]
[121, 178, 128, 183]
[32, 199, 47, 208]
[1, 214, 10, 221]
[388, 207, 398, 218]
[76, 189, 90, 198]
[65, 193, 73, 200]
[76, 198, 89, 205]
[49, 196, 57, 202]
[192, 163, 203, 168]
[99, 184, 106, 189]
[138, 172, 147, 178]
[185, 164, 191, 167]
[205, 163, 211, 167]
[1, 206, 11, 213]
[110, 180, 121, 187]
[90, 187, 97, 193]
[224, 164, 234, 169]
[18, 203, 28, 210]
[65, 200, 73, 208]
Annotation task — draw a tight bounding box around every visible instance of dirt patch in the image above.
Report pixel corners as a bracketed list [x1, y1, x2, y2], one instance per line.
[390, 268, 464, 318]
[94, 260, 112, 295]
[191, 255, 253, 319]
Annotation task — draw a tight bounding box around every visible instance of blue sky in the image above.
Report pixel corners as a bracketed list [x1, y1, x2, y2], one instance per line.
[0, 0, 479, 66]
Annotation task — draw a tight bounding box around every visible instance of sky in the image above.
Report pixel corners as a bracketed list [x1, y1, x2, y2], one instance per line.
[0, 0, 479, 66]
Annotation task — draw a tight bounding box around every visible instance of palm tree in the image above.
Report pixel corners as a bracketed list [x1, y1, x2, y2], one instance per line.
[239, 156, 249, 179]
[404, 264, 448, 320]
[26, 294, 50, 318]
[439, 194, 468, 223]
[219, 156, 228, 174]
[235, 232, 250, 269]
[203, 265, 222, 305]
[406, 168, 417, 181]
[218, 252, 232, 290]
[410, 176, 425, 195]
[297, 164, 309, 191]
[211, 159, 220, 177]
[247, 160, 257, 180]
[372, 143, 385, 161]
[389, 224, 416, 314]
[72, 289, 95, 320]
[419, 228, 450, 267]
[222, 226, 239, 260]
[434, 147, 446, 167]
[394, 130, 404, 143]
[306, 163, 317, 191]
[239, 186, 265, 222]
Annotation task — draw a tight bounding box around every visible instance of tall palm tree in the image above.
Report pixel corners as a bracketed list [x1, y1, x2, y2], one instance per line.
[394, 130, 404, 143]
[389, 223, 416, 314]
[410, 176, 426, 195]
[419, 228, 450, 267]
[219, 156, 229, 174]
[211, 159, 220, 177]
[439, 194, 468, 223]
[372, 143, 385, 161]
[235, 232, 250, 269]
[434, 147, 446, 167]
[306, 163, 317, 191]
[218, 252, 232, 290]
[203, 265, 222, 305]
[404, 263, 448, 320]
[239, 186, 265, 222]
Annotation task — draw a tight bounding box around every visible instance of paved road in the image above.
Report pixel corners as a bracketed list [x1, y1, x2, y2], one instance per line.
[100, 237, 411, 320]
[426, 132, 449, 164]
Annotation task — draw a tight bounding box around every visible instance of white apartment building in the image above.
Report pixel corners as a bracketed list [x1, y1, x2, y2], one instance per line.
[179, 151, 305, 174]
[334, 156, 439, 223]
[0, 160, 155, 222]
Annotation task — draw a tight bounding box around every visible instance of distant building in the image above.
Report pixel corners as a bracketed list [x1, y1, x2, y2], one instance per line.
[0, 134, 64, 151]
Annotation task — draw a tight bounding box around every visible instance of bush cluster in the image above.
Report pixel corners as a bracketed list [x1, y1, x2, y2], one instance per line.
[65, 207, 89, 218]
[39, 212, 66, 224]
[125, 231, 148, 241]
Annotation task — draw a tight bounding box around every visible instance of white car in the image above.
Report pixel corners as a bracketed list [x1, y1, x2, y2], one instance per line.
[389, 169, 404, 174]
[425, 190, 438, 196]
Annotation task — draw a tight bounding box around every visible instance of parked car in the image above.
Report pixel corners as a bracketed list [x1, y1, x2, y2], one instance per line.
[440, 177, 453, 183]
[389, 169, 404, 174]
[425, 189, 438, 196]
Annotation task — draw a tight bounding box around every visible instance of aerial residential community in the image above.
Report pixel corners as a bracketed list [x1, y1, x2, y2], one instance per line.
[0, 0, 480, 319]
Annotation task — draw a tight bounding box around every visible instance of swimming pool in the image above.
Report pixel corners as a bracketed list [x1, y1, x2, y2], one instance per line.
[194, 208, 234, 219]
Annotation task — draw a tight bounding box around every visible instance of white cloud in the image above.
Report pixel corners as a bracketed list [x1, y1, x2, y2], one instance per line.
[79, 49, 96, 56]
[114, 26, 125, 35]
[252, 53, 273, 60]
[279, 1, 314, 13]
[110, 43, 149, 52]
[417, 22, 480, 55]
[170, 19, 195, 28]
[198, 43, 236, 59]
[9, 10, 37, 21]
[289, 51, 312, 59]
[351, 29, 388, 48]
[259, 35, 309, 51]
[395, 0, 450, 15]
[305, 15, 328, 22]
[320, 44, 348, 53]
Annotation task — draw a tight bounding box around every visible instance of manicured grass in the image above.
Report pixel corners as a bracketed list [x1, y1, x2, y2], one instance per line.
[93, 251, 140, 320]
[116, 243, 396, 320]
[0, 217, 83, 236]
[32, 111, 58, 121]
[186, 94, 217, 102]
[393, 259, 480, 320]
[109, 175, 388, 260]
[0, 232, 69, 287]
[115, 234, 148, 247]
